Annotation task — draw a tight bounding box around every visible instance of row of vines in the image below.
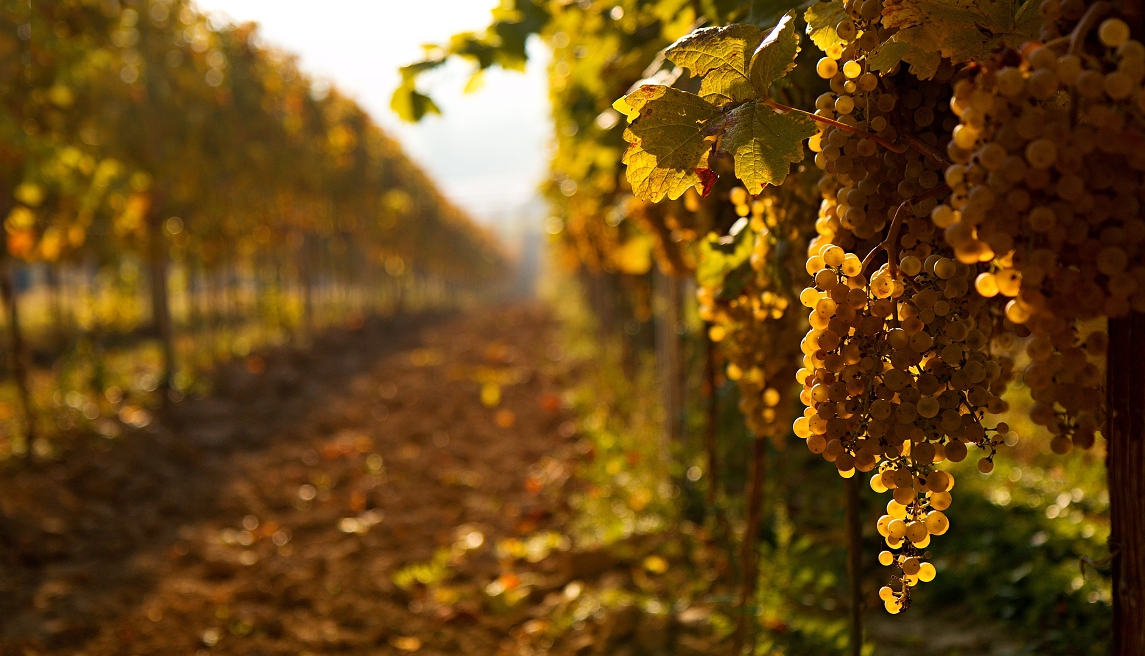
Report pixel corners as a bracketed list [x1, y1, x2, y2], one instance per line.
[1, 0, 503, 451]
[401, 0, 1143, 653]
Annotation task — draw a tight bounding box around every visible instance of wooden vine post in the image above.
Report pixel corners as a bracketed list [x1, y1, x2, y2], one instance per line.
[733, 436, 767, 655]
[147, 203, 175, 398]
[654, 270, 684, 446]
[844, 475, 864, 656]
[2, 11, 35, 444]
[703, 326, 720, 507]
[0, 237, 35, 443]
[1108, 4, 1145, 652]
[1106, 313, 1145, 655]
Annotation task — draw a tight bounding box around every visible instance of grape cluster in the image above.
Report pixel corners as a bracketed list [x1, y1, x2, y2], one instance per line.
[796, 244, 1015, 610]
[698, 187, 813, 439]
[808, 2, 959, 257]
[795, 0, 1034, 612]
[933, 16, 1141, 449]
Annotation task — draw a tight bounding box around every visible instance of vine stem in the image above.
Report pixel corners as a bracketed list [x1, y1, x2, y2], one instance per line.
[900, 132, 953, 168]
[1023, 2, 1109, 54]
[1069, 1, 1113, 56]
[763, 99, 908, 154]
[861, 184, 951, 276]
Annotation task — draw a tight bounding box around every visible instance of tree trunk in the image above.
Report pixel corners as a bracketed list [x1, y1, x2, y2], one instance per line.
[148, 210, 174, 397]
[1106, 313, 1145, 655]
[845, 475, 864, 656]
[733, 437, 767, 655]
[0, 259, 34, 441]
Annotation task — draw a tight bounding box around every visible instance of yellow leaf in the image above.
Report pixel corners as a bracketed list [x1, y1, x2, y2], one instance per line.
[39, 227, 63, 262]
[481, 383, 501, 407]
[629, 487, 653, 511]
[389, 636, 422, 652]
[69, 225, 86, 248]
[643, 555, 669, 574]
[14, 183, 43, 208]
[7, 230, 35, 259]
[129, 171, 152, 192]
[463, 70, 485, 94]
[5, 206, 35, 230]
[48, 84, 74, 108]
[620, 85, 721, 202]
[614, 234, 653, 275]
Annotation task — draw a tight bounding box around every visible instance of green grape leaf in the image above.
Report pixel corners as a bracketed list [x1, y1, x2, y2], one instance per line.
[665, 23, 764, 106]
[697, 227, 753, 292]
[866, 39, 909, 73]
[620, 85, 723, 202]
[721, 100, 816, 195]
[866, 32, 941, 78]
[622, 85, 719, 200]
[893, 29, 946, 78]
[391, 81, 442, 122]
[749, 10, 801, 93]
[748, 0, 814, 27]
[614, 94, 639, 121]
[878, 0, 1043, 74]
[1012, 0, 1044, 34]
[805, 0, 847, 51]
[717, 260, 756, 300]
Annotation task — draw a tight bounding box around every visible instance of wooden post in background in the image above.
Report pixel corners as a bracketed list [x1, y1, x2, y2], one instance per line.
[1106, 313, 1145, 655]
[845, 475, 864, 656]
[654, 270, 683, 449]
[733, 437, 767, 655]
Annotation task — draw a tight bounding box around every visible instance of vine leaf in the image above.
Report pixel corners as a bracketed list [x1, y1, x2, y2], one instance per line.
[665, 23, 764, 106]
[696, 167, 718, 196]
[748, 0, 812, 26]
[721, 101, 816, 195]
[866, 33, 941, 78]
[697, 227, 753, 293]
[749, 10, 801, 93]
[391, 81, 442, 122]
[877, 0, 1043, 76]
[620, 86, 723, 202]
[866, 39, 910, 73]
[805, 0, 847, 51]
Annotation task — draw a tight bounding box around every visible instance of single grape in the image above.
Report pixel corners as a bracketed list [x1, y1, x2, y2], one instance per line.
[817, 58, 839, 79]
[836, 19, 857, 41]
[1100, 18, 1131, 48]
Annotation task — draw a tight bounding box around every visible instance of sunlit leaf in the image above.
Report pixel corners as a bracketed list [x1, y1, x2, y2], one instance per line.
[866, 39, 911, 73]
[721, 100, 815, 195]
[665, 23, 764, 106]
[804, 0, 847, 51]
[876, 0, 1043, 77]
[620, 86, 722, 202]
[391, 82, 442, 122]
[696, 228, 753, 290]
[749, 11, 801, 93]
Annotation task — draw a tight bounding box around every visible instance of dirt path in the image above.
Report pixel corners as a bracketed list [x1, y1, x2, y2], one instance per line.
[0, 305, 580, 656]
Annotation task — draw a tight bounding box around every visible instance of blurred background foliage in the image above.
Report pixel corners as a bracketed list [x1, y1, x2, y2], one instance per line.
[0, 0, 504, 456]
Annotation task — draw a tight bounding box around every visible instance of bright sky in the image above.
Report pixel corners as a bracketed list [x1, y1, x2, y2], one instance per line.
[191, 0, 552, 228]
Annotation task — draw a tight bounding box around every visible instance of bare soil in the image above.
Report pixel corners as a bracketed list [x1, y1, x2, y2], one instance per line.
[0, 305, 583, 656]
